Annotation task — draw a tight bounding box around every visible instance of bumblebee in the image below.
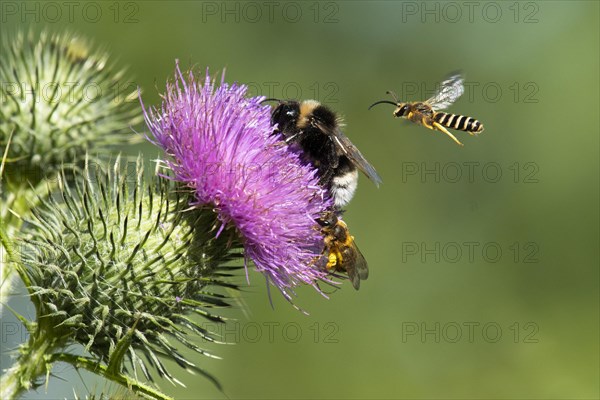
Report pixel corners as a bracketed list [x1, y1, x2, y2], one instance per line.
[317, 211, 368, 290]
[266, 99, 382, 208]
[369, 72, 484, 146]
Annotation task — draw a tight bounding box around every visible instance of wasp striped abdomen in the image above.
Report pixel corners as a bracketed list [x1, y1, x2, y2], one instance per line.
[433, 113, 484, 135]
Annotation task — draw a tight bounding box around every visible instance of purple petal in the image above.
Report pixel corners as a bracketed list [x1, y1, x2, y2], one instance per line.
[141, 62, 333, 299]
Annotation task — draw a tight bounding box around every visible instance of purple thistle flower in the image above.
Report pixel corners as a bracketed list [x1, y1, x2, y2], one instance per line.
[141, 62, 333, 299]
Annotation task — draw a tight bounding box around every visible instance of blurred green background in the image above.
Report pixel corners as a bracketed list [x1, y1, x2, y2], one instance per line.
[1, 1, 598, 399]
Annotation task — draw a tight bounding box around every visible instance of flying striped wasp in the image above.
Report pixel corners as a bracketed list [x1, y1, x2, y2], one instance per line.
[369, 72, 484, 146]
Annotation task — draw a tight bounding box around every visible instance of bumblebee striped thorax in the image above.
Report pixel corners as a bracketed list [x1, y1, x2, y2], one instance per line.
[266, 98, 381, 209]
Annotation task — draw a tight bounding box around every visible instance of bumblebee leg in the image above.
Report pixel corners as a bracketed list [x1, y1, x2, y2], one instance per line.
[433, 122, 464, 146]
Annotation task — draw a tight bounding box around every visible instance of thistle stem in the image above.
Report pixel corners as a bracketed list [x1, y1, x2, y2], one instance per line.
[0, 324, 173, 400]
[49, 353, 174, 400]
[0, 324, 60, 400]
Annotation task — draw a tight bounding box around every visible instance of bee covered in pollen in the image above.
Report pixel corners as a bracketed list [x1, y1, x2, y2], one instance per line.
[316, 211, 369, 290]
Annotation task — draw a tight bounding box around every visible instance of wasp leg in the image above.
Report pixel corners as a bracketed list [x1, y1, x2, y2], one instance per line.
[432, 122, 464, 146]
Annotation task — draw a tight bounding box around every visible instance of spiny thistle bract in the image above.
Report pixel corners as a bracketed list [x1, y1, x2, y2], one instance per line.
[6, 157, 240, 398]
[0, 30, 141, 189]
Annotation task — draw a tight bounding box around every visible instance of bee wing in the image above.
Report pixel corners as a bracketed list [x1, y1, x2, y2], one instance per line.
[425, 72, 465, 111]
[342, 242, 369, 290]
[317, 122, 382, 187]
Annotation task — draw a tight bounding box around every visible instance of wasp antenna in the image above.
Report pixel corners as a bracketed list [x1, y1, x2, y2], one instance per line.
[385, 90, 400, 103]
[368, 100, 398, 110]
[260, 98, 281, 104]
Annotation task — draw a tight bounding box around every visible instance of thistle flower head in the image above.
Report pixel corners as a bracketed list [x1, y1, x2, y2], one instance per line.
[17, 157, 237, 388]
[0, 30, 141, 188]
[142, 63, 333, 298]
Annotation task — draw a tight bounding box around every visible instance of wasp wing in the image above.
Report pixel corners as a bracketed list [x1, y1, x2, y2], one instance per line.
[425, 72, 465, 111]
[316, 121, 382, 187]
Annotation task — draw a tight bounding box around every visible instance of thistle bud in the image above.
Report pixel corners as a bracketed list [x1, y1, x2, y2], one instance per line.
[1, 157, 239, 399]
[0, 30, 141, 189]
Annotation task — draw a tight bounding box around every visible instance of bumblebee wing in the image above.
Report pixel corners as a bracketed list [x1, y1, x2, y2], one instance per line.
[317, 122, 382, 187]
[342, 243, 369, 290]
[425, 72, 465, 111]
